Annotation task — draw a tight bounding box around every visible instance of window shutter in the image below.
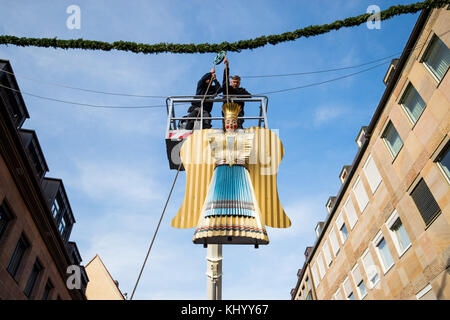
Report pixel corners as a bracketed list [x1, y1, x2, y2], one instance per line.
[410, 179, 441, 225]
[334, 288, 343, 300]
[436, 142, 449, 179]
[329, 229, 340, 256]
[353, 177, 369, 212]
[317, 253, 326, 279]
[343, 278, 352, 296]
[383, 122, 403, 157]
[425, 36, 450, 80]
[336, 212, 344, 227]
[363, 155, 382, 193]
[311, 262, 320, 287]
[344, 197, 358, 229]
[352, 265, 363, 285]
[402, 84, 426, 123]
[362, 250, 378, 282]
[323, 242, 332, 266]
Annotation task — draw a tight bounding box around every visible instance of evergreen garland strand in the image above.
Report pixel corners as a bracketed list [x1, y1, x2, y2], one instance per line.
[0, 0, 448, 55]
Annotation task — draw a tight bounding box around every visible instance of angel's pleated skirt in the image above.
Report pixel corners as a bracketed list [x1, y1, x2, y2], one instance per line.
[193, 164, 269, 245]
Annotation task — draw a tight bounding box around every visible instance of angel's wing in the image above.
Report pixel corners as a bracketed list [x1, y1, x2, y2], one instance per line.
[170, 129, 216, 229]
[246, 127, 291, 228]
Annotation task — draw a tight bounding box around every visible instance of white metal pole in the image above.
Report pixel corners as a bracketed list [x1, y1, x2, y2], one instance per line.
[206, 244, 222, 300]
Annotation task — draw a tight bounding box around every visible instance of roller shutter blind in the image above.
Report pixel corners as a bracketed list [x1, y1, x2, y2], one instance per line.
[363, 155, 382, 193]
[344, 197, 358, 229]
[353, 177, 369, 212]
[410, 179, 441, 225]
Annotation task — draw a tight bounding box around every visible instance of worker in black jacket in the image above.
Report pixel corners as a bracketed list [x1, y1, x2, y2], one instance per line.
[222, 57, 251, 128]
[189, 68, 222, 114]
[182, 68, 222, 130]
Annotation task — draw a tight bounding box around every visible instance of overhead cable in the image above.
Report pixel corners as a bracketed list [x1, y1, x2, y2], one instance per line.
[0, 83, 167, 109]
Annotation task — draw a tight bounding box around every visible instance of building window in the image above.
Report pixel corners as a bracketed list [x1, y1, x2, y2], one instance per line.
[1, 84, 26, 128]
[344, 196, 359, 229]
[58, 216, 67, 236]
[386, 210, 411, 256]
[353, 177, 369, 213]
[329, 228, 340, 257]
[351, 264, 367, 299]
[400, 83, 426, 124]
[363, 155, 383, 193]
[422, 35, 450, 82]
[51, 195, 62, 219]
[304, 277, 312, 300]
[357, 279, 366, 298]
[59, 214, 73, 242]
[382, 121, 403, 158]
[0, 200, 13, 240]
[334, 288, 343, 300]
[343, 277, 354, 300]
[42, 280, 54, 300]
[410, 178, 441, 226]
[7, 234, 30, 279]
[26, 143, 45, 181]
[24, 260, 42, 298]
[311, 262, 320, 287]
[374, 233, 394, 273]
[336, 212, 348, 244]
[341, 224, 349, 241]
[323, 242, 333, 267]
[317, 253, 326, 279]
[435, 141, 450, 182]
[361, 249, 379, 288]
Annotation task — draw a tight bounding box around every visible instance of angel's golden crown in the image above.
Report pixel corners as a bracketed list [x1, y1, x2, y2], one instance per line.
[222, 102, 241, 119]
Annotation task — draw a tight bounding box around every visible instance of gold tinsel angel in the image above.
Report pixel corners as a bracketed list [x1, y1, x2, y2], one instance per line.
[171, 102, 290, 245]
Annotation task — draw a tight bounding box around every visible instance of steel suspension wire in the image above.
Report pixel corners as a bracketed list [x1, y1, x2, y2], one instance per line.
[129, 74, 215, 300]
[0, 82, 167, 109]
[241, 53, 400, 78]
[129, 161, 182, 300]
[0, 68, 166, 98]
[0, 51, 398, 93]
[256, 61, 390, 95]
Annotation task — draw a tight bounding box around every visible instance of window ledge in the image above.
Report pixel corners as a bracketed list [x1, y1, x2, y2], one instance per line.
[397, 243, 412, 259]
[382, 262, 394, 275]
[369, 278, 381, 290]
[424, 210, 442, 230]
[423, 62, 446, 88]
[437, 163, 450, 185]
[390, 145, 403, 164]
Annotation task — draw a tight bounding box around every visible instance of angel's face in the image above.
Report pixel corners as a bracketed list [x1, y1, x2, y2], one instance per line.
[225, 117, 238, 132]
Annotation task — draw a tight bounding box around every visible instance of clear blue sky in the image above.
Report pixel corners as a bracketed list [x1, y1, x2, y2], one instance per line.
[0, 0, 421, 299]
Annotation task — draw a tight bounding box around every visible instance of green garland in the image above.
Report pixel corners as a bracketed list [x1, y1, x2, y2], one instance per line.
[0, 0, 448, 54]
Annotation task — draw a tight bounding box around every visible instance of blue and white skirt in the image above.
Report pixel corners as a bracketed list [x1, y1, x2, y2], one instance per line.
[193, 164, 269, 245]
[204, 165, 256, 217]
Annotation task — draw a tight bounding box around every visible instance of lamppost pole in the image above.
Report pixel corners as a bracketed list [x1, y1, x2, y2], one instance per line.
[206, 244, 222, 300]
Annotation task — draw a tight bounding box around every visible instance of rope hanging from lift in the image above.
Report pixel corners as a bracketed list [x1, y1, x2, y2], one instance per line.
[130, 62, 220, 299]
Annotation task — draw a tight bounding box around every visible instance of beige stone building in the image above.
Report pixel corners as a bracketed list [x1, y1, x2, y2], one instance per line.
[291, 7, 450, 300]
[85, 255, 125, 300]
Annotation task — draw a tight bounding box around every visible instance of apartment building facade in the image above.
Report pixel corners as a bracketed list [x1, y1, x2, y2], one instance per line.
[292, 7, 450, 300]
[0, 59, 88, 299]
